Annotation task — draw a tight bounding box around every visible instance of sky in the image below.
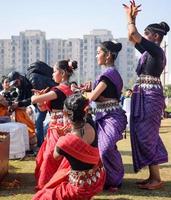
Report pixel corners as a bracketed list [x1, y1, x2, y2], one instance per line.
[0, 0, 170, 39]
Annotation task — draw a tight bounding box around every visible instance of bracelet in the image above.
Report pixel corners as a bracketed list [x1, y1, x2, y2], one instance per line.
[128, 22, 135, 25]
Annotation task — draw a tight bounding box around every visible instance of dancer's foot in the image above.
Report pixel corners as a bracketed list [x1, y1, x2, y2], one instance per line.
[137, 180, 164, 190]
[135, 178, 151, 185]
[104, 184, 120, 193]
[108, 187, 119, 193]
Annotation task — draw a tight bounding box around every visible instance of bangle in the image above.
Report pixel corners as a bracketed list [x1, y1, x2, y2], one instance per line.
[82, 92, 88, 99]
[128, 22, 135, 25]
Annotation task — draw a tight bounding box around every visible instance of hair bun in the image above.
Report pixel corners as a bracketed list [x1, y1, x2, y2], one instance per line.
[71, 60, 78, 70]
[160, 22, 170, 35]
[64, 93, 88, 123]
[115, 43, 122, 52]
[68, 60, 78, 71]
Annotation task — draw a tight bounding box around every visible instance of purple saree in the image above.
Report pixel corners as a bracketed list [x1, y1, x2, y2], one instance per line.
[94, 66, 127, 188]
[130, 50, 168, 172]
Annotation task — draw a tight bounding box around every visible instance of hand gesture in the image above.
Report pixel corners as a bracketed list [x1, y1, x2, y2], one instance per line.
[123, 0, 141, 20]
[32, 87, 49, 95]
[81, 81, 92, 92]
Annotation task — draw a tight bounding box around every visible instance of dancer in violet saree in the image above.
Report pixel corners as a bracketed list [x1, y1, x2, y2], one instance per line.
[32, 93, 105, 200]
[123, 0, 170, 190]
[31, 60, 77, 190]
[84, 41, 127, 191]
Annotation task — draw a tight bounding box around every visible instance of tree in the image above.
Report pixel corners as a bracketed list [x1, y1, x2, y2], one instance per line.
[164, 84, 171, 98]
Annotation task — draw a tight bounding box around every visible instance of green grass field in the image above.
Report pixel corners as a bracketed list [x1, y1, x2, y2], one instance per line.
[0, 119, 171, 200]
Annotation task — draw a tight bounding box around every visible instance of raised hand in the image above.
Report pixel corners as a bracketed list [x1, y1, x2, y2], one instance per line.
[123, 0, 142, 44]
[123, 0, 141, 20]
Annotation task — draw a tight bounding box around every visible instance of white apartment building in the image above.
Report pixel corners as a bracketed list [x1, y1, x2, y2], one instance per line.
[83, 29, 113, 83]
[65, 39, 83, 84]
[47, 39, 66, 67]
[47, 38, 83, 84]
[0, 29, 138, 89]
[20, 30, 46, 74]
[161, 36, 170, 87]
[116, 38, 137, 88]
[10, 36, 22, 73]
[0, 39, 11, 77]
[0, 30, 46, 76]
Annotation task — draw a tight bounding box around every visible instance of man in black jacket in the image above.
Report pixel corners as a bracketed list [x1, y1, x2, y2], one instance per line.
[8, 61, 57, 150]
[7, 71, 37, 151]
[26, 61, 57, 147]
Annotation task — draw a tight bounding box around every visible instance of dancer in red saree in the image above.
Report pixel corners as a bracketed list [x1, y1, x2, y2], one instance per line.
[31, 60, 77, 190]
[32, 93, 106, 200]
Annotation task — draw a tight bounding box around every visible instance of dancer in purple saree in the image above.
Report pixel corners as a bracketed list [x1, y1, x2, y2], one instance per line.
[85, 41, 127, 191]
[123, 0, 170, 190]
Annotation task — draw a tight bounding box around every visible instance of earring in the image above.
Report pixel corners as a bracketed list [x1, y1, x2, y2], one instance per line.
[61, 71, 65, 82]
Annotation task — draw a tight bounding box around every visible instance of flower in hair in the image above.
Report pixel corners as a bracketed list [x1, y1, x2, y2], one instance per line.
[68, 60, 73, 69]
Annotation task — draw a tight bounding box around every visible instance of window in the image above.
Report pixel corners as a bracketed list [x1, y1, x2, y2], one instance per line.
[36, 40, 40, 44]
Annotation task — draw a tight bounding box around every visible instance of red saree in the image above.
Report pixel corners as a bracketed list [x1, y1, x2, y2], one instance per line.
[35, 84, 72, 190]
[32, 134, 106, 200]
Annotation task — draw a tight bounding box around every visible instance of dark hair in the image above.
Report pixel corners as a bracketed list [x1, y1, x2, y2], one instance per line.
[126, 88, 133, 93]
[55, 60, 78, 78]
[64, 93, 89, 123]
[1, 76, 8, 84]
[100, 41, 122, 60]
[145, 22, 170, 37]
[7, 71, 21, 82]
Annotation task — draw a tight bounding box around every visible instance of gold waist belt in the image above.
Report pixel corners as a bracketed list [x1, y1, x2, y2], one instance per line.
[69, 165, 104, 187]
[137, 75, 161, 84]
[95, 99, 119, 113]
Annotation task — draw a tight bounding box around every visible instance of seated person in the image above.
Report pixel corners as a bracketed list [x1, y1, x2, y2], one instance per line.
[32, 93, 106, 200]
